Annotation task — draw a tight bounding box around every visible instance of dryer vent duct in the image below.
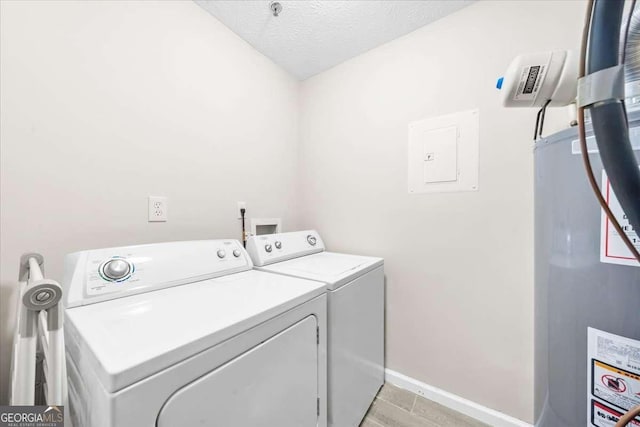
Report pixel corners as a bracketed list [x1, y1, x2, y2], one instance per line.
[622, 3, 640, 100]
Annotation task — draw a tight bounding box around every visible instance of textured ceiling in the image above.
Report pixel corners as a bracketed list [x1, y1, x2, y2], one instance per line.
[194, 1, 474, 80]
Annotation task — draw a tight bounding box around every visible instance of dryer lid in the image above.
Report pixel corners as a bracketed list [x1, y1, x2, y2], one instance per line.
[64, 270, 325, 393]
[261, 252, 383, 290]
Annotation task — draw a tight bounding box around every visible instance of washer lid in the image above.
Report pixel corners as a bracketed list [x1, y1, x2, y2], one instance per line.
[260, 252, 383, 290]
[64, 270, 325, 393]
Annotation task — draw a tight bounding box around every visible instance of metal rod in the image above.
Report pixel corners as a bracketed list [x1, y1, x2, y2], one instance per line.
[11, 323, 37, 405]
[28, 257, 44, 282]
[11, 254, 66, 407]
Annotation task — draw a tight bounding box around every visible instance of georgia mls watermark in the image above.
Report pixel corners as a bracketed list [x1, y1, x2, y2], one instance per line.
[0, 406, 63, 427]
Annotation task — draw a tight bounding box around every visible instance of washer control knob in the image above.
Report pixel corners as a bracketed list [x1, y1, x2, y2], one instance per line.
[233, 249, 241, 258]
[217, 249, 226, 259]
[307, 235, 317, 246]
[265, 244, 273, 253]
[103, 259, 131, 281]
[275, 241, 282, 249]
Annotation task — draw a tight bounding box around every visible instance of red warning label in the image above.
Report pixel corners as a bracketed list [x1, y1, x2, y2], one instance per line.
[600, 170, 640, 267]
[591, 400, 640, 427]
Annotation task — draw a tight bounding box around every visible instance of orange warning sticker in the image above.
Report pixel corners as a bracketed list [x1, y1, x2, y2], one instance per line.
[593, 360, 640, 412]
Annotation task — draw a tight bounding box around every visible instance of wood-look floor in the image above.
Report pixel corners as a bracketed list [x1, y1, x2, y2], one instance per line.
[360, 383, 489, 427]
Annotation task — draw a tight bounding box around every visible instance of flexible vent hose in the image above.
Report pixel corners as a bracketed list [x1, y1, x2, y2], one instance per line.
[623, 4, 640, 82]
[588, 0, 640, 251]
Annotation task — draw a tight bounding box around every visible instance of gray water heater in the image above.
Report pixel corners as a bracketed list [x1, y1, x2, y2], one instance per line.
[535, 113, 640, 426]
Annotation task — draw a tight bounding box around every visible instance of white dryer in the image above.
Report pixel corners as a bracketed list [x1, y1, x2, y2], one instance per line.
[62, 240, 327, 427]
[246, 231, 384, 427]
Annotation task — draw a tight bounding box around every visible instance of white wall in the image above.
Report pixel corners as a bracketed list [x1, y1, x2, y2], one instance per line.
[298, 1, 585, 422]
[0, 0, 299, 402]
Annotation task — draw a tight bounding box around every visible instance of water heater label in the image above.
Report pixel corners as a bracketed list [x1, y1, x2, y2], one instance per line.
[600, 169, 640, 267]
[588, 328, 640, 426]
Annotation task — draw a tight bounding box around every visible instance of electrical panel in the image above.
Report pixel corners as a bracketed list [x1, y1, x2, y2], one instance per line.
[408, 109, 479, 194]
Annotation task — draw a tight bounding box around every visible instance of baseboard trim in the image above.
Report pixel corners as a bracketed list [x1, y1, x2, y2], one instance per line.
[384, 369, 533, 427]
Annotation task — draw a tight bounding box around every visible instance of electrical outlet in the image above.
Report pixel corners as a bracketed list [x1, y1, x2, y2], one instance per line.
[237, 201, 246, 219]
[149, 196, 168, 222]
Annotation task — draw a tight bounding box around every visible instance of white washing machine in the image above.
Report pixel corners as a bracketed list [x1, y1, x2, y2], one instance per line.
[246, 230, 384, 427]
[62, 240, 327, 427]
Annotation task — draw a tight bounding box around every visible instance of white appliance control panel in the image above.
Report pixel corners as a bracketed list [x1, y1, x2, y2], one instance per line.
[246, 230, 325, 266]
[63, 240, 252, 307]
